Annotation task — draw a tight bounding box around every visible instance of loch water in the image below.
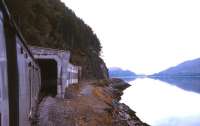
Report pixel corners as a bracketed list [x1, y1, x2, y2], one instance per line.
[120, 77, 200, 126]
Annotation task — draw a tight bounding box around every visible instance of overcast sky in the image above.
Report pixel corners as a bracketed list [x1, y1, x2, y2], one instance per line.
[61, 0, 200, 74]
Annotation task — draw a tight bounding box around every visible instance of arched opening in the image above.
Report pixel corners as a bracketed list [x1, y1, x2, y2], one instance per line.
[37, 59, 57, 97]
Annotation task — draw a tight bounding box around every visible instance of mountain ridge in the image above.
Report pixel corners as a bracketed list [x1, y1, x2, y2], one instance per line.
[109, 67, 136, 78]
[154, 58, 200, 76]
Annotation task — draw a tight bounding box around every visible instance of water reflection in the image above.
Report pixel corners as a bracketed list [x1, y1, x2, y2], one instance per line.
[153, 77, 200, 93]
[111, 77, 136, 82]
[122, 77, 136, 82]
[121, 78, 200, 126]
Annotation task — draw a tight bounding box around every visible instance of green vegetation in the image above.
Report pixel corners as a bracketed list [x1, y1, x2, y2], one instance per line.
[6, 0, 101, 53]
[6, 0, 108, 79]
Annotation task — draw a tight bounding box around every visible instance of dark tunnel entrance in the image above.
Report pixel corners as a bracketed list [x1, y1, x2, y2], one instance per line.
[37, 59, 57, 97]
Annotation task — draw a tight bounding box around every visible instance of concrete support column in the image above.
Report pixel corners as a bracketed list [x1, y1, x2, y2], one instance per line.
[57, 65, 62, 98]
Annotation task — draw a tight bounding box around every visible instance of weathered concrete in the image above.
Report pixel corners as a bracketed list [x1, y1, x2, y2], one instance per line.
[30, 46, 81, 98]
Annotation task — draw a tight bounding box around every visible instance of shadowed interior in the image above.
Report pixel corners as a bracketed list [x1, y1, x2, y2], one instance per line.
[37, 59, 57, 97]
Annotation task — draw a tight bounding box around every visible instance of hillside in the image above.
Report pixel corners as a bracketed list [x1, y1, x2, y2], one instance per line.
[3, 1, 150, 125]
[154, 58, 200, 76]
[109, 67, 136, 78]
[5, 0, 108, 80]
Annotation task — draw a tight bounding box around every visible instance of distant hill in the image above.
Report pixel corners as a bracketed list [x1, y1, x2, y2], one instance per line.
[154, 58, 200, 77]
[109, 67, 136, 78]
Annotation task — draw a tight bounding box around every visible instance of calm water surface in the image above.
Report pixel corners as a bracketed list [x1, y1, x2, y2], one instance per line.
[120, 78, 200, 126]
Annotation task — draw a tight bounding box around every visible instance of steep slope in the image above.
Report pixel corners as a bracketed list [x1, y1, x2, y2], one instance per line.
[154, 58, 200, 76]
[5, 0, 108, 79]
[109, 67, 136, 77]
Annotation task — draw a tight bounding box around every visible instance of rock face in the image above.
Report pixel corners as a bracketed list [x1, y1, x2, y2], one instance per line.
[110, 78, 131, 91]
[36, 79, 149, 126]
[71, 51, 109, 80]
[5, 0, 109, 80]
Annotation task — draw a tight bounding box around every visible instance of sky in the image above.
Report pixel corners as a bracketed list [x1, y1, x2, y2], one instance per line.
[61, 0, 200, 74]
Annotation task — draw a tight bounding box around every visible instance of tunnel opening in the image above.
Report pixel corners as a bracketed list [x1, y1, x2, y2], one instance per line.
[37, 59, 57, 97]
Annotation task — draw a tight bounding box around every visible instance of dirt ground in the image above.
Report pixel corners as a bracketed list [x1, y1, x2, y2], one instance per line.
[36, 80, 149, 126]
